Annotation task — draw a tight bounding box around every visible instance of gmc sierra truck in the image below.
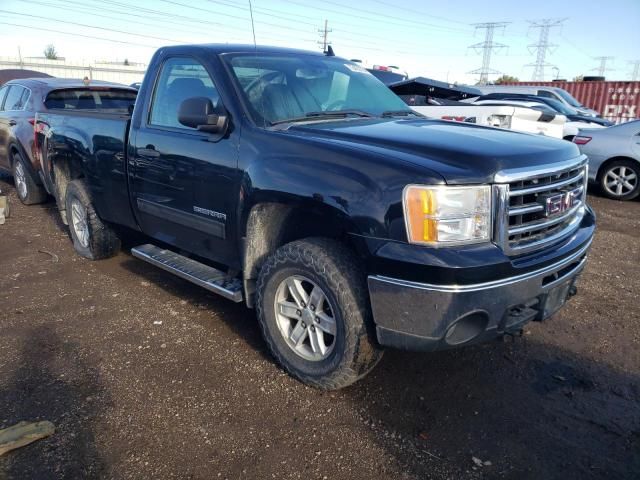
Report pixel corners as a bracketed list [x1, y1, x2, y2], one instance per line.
[31, 44, 595, 389]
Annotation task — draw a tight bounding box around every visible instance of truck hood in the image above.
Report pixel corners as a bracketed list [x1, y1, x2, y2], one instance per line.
[287, 118, 580, 184]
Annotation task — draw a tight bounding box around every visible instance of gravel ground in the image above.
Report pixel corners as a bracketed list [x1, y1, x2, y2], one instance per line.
[0, 174, 639, 480]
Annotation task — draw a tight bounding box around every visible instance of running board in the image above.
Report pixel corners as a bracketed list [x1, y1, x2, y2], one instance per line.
[131, 244, 243, 303]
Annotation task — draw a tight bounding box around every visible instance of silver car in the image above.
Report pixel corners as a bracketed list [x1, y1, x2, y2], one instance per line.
[574, 120, 640, 200]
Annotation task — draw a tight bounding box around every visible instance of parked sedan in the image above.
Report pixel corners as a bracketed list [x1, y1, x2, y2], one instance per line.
[573, 120, 640, 200]
[0, 78, 137, 204]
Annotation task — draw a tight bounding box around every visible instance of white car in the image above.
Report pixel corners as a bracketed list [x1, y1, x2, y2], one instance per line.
[472, 99, 604, 140]
[410, 103, 566, 138]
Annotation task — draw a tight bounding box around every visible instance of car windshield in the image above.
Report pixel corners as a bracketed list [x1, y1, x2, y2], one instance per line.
[535, 97, 577, 115]
[553, 88, 583, 108]
[224, 53, 413, 125]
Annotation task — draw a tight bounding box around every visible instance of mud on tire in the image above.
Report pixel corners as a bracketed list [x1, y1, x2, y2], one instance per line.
[256, 237, 383, 389]
[64, 179, 120, 260]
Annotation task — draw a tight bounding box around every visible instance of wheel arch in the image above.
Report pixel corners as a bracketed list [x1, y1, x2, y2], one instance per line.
[596, 156, 640, 180]
[241, 200, 366, 308]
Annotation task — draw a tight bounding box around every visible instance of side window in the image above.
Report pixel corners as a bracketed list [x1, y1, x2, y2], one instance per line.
[3, 86, 26, 111]
[19, 87, 30, 109]
[149, 57, 220, 130]
[538, 90, 557, 100]
[0, 86, 9, 111]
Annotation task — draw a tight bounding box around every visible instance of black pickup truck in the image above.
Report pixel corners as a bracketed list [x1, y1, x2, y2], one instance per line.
[32, 44, 595, 389]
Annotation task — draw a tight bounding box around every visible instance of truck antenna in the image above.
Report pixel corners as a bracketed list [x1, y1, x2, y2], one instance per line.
[248, 0, 257, 47]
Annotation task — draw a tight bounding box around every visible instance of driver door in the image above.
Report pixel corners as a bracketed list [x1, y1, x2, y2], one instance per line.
[130, 56, 241, 266]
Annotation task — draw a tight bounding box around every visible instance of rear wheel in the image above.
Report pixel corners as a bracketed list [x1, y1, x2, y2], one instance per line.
[12, 152, 47, 205]
[256, 238, 383, 390]
[599, 159, 640, 200]
[64, 179, 120, 260]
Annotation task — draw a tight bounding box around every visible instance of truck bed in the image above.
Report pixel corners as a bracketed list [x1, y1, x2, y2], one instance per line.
[35, 109, 138, 229]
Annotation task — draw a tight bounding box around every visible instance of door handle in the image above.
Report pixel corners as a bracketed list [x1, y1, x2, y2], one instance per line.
[137, 146, 160, 159]
[8, 120, 17, 126]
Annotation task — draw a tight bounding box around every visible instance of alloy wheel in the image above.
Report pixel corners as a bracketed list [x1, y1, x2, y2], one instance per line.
[273, 275, 337, 362]
[603, 165, 638, 197]
[14, 161, 27, 199]
[70, 199, 90, 248]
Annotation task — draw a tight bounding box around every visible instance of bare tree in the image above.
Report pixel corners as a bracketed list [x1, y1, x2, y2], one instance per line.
[43, 44, 58, 60]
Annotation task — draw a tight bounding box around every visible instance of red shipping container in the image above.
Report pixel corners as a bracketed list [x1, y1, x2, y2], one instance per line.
[503, 81, 640, 124]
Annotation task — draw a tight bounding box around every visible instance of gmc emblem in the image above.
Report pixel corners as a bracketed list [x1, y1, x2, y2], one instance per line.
[540, 188, 582, 217]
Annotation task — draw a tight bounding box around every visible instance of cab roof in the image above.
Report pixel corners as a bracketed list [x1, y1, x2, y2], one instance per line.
[157, 43, 327, 57]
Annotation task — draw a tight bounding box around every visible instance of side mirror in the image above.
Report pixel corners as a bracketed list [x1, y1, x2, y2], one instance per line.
[178, 97, 228, 134]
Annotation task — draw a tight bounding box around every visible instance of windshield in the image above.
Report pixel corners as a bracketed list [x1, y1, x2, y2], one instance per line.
[552, 88, 583, 108]
[224, 54, 412, 125]
[536, 97, 577, 115]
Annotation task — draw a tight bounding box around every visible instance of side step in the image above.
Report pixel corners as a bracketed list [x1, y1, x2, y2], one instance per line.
[131, 244, 243, 303]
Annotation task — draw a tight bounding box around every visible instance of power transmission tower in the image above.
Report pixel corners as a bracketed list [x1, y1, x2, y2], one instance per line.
[468, 22, 510, 85]
[525, 18, 566, 81]
[592, 56, 615, 77]
[317, 19, 331, 52]
[628, 60, 640, 81]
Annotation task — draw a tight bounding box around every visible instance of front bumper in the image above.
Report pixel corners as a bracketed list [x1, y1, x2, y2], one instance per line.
[368, 236, 591, 352]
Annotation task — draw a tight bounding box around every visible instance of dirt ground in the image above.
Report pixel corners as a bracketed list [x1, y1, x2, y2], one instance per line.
[0, 173, 638, 480]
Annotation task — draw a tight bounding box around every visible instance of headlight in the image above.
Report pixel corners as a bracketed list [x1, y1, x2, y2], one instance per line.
[403, 185, 492, 246]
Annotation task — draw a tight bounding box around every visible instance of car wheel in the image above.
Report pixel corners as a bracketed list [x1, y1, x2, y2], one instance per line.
[256, 238, 383, 390]
[599, 159, 640, 201]
[12, 152, 47, 205]
[64, 179, 121, 260]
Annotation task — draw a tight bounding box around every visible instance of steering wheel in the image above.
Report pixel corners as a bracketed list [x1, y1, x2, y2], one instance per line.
[245, 71, 284, 97]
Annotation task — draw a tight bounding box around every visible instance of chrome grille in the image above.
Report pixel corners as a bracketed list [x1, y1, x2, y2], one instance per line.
[495, 157, 588, 255]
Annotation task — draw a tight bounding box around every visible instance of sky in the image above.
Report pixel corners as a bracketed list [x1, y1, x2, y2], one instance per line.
[0, 0, 639, 84]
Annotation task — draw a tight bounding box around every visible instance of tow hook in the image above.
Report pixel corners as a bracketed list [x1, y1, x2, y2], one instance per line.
[567, 285, 578, 298]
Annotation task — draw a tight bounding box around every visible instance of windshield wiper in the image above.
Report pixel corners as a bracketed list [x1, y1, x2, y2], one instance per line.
[271, 109, 375, 125]
[381, 110, 422, 118]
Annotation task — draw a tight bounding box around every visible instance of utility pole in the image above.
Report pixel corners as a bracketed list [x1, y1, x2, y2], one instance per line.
[592, 56, 615, 77]
[317, 19, 331, 53]
[468, 22, 510, 85]
[628, 60, 640, 81]
[525, 18, 566, 81]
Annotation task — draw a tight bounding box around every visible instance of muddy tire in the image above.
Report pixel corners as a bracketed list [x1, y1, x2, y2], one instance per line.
[12, 151, 47, 205]
[64, 179, 120, 260]
[256, 238, 383, 390]
[598, 159, 640, 201]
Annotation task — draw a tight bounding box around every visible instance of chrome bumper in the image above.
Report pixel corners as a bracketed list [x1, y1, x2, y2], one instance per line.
[368, 238, 592, 352]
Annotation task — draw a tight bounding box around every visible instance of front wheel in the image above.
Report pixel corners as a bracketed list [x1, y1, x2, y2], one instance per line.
[599, 159, 640, 200]
[64, 179, 120, 260]
[256, 238, 383, 389]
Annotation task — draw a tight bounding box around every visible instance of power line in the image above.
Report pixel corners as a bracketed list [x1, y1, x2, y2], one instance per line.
[592, 56, 615, 76]
[525, 18, 566, 81]
[282, 0, 472, 34]
[0, 9, 189, 44]
[369, 0, 469, 25]
[0, 21, 158, 48]
[468, 22, 510, 85]
[35, 0, 318, 48]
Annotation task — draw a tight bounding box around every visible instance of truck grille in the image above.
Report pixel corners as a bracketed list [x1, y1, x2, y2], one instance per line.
[495, 157, 588, 255]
